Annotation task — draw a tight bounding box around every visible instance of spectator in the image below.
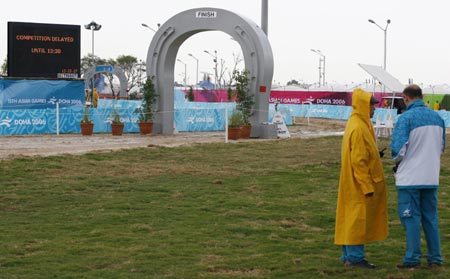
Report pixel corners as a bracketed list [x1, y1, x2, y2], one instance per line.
[335, 88, 388, 269]
[433, 100, 440, 110]
[390, 84, 445, 269]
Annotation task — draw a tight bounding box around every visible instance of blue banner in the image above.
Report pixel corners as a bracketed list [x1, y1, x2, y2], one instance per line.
[175, 108, 226, 132]
[0, 79, 84, 109]
[0, 97, 448, 136]
[95, 65, 114, 73]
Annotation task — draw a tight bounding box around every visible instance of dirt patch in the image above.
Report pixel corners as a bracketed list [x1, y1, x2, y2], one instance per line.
[290, 117, 347, 134]
[0, 118, 347, 160]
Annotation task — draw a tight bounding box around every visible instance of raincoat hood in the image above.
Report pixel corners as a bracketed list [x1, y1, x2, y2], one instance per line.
[351, 88, 372, 120]
[350, 88, 376, 140]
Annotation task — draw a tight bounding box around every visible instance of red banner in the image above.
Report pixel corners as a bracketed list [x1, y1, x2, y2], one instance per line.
[183, 89, 388, 107]
[270, 90, 352, 106]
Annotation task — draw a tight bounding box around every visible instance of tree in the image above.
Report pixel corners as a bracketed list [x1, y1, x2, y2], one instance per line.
[80, 54, 144, 99]
[226, 52, 244, 88]
[80, 54, 106, 76]
[187, 86, 195, 102]
[116, 55, 140, 94]
[216, 58, 227, 89]
[287, 80, 311, 89]
[232, 69, 254, 124]
[287, 79, 299, 86]
[134, 77, 158, 122]
[103, 58, 118, 98]
[227, 87, 234, 101]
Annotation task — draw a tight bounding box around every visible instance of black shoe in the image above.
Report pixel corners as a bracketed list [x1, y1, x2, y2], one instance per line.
[344, 259, 376, 269]
[396, 263, 421, 269]
[428, 263, 442, 269]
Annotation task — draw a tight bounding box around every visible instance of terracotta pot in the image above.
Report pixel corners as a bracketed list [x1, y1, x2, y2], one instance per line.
[228, 126, 241, 140]
[138, 122, 153, 135]
[80, 122, 94, 136]
[240, 124, 251, 139]
[111, 123, 124, 136]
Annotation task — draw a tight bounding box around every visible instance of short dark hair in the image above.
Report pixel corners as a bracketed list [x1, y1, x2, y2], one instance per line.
[403, 84, 422, 99]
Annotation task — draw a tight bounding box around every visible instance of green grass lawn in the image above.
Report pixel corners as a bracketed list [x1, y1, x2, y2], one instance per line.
[1, 136, 449, 278]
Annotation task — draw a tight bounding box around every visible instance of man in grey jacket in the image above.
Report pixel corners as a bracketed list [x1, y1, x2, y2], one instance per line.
[390, 84, 445, 269]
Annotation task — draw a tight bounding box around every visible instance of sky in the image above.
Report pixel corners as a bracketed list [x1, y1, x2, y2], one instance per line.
[1, 0, 450, 87]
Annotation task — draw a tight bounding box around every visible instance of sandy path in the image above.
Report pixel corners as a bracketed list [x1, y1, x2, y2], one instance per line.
[0, 119, 347, 160]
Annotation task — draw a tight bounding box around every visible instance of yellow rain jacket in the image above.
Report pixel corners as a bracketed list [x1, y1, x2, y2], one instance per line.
[334, 88, 388, 245]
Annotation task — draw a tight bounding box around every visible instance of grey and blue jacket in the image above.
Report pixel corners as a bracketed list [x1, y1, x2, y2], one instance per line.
[390, 99, 445, 189]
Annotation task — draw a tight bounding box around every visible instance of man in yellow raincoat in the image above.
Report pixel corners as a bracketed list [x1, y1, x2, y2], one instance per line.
[334, 88, 388, 269]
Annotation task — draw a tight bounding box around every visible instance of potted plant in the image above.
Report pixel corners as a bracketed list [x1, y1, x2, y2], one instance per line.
[110, 107, 124, 136]
[80, 106, 94, 136]
[227, 87, 234, 101]
[187, 86, 195, 102]
[228, 110, 243, 140]
[232, 69, 254, 139]
[134, 77, 158, 135]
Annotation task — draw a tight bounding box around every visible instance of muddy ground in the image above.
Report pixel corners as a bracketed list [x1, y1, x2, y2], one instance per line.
[0, 118, 347, 160]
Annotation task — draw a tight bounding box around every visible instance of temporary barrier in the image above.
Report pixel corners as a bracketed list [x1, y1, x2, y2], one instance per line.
[2, 98, 449, 136]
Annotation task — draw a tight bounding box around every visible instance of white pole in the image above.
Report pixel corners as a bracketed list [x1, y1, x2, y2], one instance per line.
[91, 28, 95, 58]
[56, 101, 60, 135]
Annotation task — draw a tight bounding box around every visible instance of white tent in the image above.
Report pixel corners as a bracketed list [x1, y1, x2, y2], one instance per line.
[358, 63, 408, 109]
[358, 63, 405, 93]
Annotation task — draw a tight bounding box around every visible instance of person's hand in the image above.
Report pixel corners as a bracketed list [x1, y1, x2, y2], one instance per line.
[379, 148, 386, 158]
[393, 163, 399, 173]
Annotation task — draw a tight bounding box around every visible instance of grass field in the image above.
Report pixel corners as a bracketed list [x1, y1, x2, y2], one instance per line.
[1, 136, 449, 278]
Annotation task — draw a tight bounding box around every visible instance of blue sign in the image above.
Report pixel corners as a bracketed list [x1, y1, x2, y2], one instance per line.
[0, 79, 84, 110]
[95, 65, 114, 73]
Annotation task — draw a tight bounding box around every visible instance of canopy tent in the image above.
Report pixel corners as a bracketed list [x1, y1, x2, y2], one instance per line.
[358, 63, 404, 92]
[358, 63, 405, 109]
[198, 80, 215, 90]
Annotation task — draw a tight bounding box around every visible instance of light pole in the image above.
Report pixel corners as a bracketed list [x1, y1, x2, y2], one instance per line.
[84, 21, 102, 59]
[84, 21, 101, 105]
[204, 50, 218, 88]
[261, 0, 268, 35]
[177, 59, 187, 90]
[310, 49, 326, 86]
[188, 53, 199, 86]
[368, 19, 391, 70]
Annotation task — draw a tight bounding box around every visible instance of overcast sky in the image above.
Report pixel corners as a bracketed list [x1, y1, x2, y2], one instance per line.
[1, 0, 449, 86]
